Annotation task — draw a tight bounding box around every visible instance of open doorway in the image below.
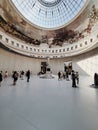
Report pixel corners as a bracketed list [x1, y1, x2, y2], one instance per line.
[64, 62, 72, 74]
[37, 62, 48, 75]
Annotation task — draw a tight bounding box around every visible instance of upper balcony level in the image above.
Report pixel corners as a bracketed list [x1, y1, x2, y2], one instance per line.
[0, 21, 98, 59]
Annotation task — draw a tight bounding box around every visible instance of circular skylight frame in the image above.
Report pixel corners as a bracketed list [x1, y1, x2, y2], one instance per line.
[11, 0, 89, 30]
[38, 0, 61, 7]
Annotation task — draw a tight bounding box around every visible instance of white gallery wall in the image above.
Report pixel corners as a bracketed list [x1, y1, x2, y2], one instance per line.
[0, 48, 41, 75]
[0, 48, 65, 75]
[0, 47, 98, 76]
[77, 54, 98, 77]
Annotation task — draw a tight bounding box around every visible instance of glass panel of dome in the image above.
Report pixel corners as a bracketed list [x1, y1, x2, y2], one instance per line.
[11, 0, 87, 29]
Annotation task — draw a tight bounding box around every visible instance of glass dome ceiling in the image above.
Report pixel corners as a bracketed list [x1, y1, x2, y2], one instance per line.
[11, 0, 87, 29]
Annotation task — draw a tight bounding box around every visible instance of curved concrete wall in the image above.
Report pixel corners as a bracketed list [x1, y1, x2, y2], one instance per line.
[0, 47, 98, 76]
[77, 55, 98, 76]
[0, 48, 65, 75]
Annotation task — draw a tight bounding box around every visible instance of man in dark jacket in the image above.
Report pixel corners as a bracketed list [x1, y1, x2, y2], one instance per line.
[26, 70, 30, 82]
[71, 70, 77, 87]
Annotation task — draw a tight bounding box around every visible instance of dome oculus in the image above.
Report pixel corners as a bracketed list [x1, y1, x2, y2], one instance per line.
[11, 0, 87, 29]
[42, 0, 57, 3]
[38, 0, 61, 7]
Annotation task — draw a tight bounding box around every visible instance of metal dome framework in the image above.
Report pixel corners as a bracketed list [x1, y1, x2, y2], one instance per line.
[11, 0, 87, 29]
[38, 0, 61, 7]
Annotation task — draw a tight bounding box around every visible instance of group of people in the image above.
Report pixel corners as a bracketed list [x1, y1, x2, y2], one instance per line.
[58, 71, 68, 80]
[12, 70, 31, 85]
[58, 70, 79, 87]
[0, 70, 31, 86]
[1, 69, 98, 88]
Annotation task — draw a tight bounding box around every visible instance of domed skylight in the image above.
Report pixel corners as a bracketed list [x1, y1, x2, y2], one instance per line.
[11, 0, 88, 29]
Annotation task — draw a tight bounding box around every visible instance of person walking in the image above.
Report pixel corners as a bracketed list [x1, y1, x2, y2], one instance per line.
[26, 70, 30, 82]
[58, 71, 61, 80]
[4, 71, 8, 79]
[75, 72, 79, 85]
[71, 70, 77, 87]
[12, 71, 18, 85]
[63, 71, 66, 79]
[0, 71, 3, 86]
[66, 68, 69, 80]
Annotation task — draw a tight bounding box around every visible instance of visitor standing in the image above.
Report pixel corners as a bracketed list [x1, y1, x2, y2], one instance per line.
[0, 71, 3, 86]
[58, 71, 61, 80]
[71, 70, 77, 87]
[12, 71, 18, 85]
[26, 70, 30, 82]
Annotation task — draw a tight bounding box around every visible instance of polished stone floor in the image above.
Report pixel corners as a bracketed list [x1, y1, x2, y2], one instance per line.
[0, 75, 98, 130]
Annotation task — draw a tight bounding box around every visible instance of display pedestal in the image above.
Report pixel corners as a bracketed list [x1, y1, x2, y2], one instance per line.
[40, 66, 54, 79]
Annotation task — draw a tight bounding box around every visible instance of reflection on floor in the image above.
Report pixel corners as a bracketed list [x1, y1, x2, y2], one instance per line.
[0, 75, 98, 130]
